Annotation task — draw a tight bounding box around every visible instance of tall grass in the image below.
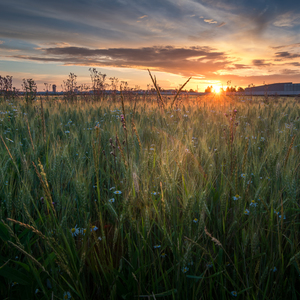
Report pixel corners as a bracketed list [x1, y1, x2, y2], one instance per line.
[0, 92, 300, 299]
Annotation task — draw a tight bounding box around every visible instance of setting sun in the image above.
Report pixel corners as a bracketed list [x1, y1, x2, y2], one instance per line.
[213, 86, 223, 93]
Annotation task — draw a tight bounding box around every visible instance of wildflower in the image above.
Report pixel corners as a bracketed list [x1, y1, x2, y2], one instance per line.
[193, 218, 198, 223]
[274, 210, 279, 215]
[161, 253, 166, 258]
[154, 245, 161, 249]
[206, 262, 213, 268]
[80, 228, 87, 236]
[114, 190, 122, 195]
[63, 291, 71, 299]
[35, 289, 39, 294]
[244, 209, 250, 215]
[109, 187, 115, 190]
[258, 197, 262, 201]
[272, 267, 277, 272]
[182, 266, 189, 273]
[12, 282, 18, 286]
[150, 148, 155, 151]
[151, 192, 157, 195]
[247, 180, 252, 184]
[70, 225, 79, 237]
[241, 173, 246, 178]
[98, 237, 102, 241]
[266, 176, 271, 181]
[91, 225, 98, 232]
[250, 200, 257, 207]
[65, 131, 70, 134]
[109, 198, 115, 203]
[231, 291, 237, 297]
[233, 194, 241, 201]
[279, 215, 286, 220]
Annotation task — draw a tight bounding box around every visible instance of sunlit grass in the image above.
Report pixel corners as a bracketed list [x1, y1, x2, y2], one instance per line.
[0, 93, 300, 299]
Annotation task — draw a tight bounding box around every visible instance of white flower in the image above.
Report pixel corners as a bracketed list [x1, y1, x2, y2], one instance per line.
[109, 198, 115, 203]
[114, 190, 122, 195]
[154, 245, 161, 249]
[250, 200, 257, 207]
[70, 225, 79, 237]
[63, 291, 71, 299]
[91, 225, 98, 232]
[182, 266, 189, 273]
[109, 187, 116, 190]
[80, 228, 87, 236]
[233, 194, 241, 201]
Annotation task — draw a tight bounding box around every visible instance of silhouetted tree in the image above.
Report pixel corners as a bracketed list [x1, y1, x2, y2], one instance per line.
[205, 86, 213, 93]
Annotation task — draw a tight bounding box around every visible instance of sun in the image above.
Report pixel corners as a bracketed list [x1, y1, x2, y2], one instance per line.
[214, 86, 222, 93]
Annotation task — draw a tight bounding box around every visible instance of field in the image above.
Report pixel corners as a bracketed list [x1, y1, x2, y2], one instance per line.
[0, 92, 300, 299]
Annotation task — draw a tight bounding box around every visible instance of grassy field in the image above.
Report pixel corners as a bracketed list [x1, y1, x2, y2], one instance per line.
[0, 92, 300, 299]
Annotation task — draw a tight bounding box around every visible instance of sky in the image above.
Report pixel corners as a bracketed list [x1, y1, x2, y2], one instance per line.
[0, 0, 300, 92]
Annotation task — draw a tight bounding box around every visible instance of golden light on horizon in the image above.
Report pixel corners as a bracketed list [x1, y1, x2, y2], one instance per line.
[213, 86, 223, 93]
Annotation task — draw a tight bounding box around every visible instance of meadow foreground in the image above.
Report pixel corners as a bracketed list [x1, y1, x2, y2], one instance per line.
[0, 94, 300, 299]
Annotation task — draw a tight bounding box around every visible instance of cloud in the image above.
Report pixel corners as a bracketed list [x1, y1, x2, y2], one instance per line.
[280, 69, 300, 75]
[0, 40, 4, 44]
[139, 15, 148, 19]
[225, 63, 250, 70]
[275, 51, 300, 60]
[252, 59, 271, 67]
[272, 43, 300, 50]
[273, 13, 300, 27]
[204, 19, 218, 24]
[217, 22, 226, 27]
[288, 62, 300, 67]
[8, 45, 232, 77]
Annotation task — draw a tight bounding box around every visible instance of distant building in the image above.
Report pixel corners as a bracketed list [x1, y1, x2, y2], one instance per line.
[245, 82, 300, 96]
[52, 84, 56, 93]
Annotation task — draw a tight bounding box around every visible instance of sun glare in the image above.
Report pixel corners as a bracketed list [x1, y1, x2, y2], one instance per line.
[214, 86, 222, 93]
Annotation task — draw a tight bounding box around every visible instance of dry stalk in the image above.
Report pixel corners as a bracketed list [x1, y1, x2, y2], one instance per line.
[25, 117, 35, 152]
[6, 218, 45, 240]
[131, 119, 142, 151]
[204, 226, 222, 247]
[284, 135, 295, 168]
[8, 240, 50, 275]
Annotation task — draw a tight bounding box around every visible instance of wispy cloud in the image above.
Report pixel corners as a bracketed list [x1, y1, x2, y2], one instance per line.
[204, 19, 218, 24]
[252, 59, 271, 67]
[275, 51, 300, 60]
[217, 22, 226, 27]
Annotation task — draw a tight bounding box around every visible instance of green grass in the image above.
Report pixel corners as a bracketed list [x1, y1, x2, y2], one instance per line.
[0, 93, 300, 299]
